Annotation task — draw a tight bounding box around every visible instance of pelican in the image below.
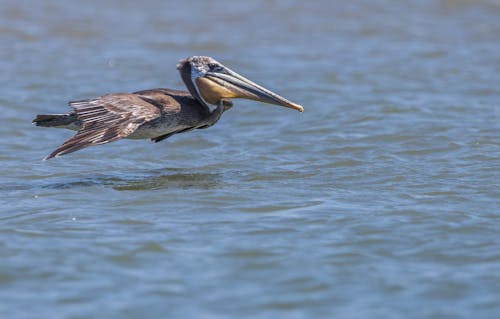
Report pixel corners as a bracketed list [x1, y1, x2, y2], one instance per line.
[33, 56, 304, 160]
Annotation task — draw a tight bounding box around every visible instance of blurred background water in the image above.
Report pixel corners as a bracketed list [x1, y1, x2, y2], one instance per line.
[0, 0, 499, 318]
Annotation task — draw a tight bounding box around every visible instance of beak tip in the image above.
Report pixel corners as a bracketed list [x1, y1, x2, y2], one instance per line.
[293, 104, 304, 112]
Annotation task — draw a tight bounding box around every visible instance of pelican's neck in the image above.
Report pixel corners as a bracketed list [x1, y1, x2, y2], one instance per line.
[201, 101, 226, 127]
[179, 61, 216, 113]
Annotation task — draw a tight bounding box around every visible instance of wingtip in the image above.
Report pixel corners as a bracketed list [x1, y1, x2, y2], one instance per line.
[43, 152, 58, 161]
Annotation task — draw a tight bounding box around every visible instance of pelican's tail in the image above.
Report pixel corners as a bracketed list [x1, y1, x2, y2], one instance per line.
[32, 113, 79, 130]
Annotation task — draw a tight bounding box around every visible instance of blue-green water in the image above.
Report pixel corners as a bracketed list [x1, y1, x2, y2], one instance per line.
[1, 0, 499, 318]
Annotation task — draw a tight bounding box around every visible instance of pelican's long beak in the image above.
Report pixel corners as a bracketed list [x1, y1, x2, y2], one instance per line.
[202, 66, 304, 112]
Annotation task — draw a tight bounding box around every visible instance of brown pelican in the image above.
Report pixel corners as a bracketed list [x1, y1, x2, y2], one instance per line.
[33, 56, 304, 160]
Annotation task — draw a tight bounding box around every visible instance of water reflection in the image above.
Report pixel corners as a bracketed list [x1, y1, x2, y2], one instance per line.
[24, 168, 222, 191]
[110, 172, 221, 191]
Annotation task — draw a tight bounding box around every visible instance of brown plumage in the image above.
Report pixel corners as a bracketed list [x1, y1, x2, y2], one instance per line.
[33, 56, 304, 160]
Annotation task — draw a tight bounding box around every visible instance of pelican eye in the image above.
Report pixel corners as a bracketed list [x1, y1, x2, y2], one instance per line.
[208, 64, 223, 72]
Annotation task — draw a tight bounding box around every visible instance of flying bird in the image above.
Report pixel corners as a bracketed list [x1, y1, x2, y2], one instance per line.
[33, 56, 304, 160]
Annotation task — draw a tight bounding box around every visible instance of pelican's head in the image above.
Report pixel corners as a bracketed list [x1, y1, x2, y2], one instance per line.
[177, 56, 304, 113]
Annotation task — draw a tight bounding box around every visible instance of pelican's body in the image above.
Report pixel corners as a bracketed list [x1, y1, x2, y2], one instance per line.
[33, 56, 304, 160]
[44, 88, 229, 140]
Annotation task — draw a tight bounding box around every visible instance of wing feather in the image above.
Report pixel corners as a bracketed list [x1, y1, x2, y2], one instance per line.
[45, 93, 161, 160]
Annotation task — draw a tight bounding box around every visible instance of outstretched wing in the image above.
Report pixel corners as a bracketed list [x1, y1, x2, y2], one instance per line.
[45, 93, 161, 160]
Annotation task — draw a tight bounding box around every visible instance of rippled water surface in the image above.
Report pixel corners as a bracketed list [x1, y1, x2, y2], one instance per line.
[1, 0, 499, 318]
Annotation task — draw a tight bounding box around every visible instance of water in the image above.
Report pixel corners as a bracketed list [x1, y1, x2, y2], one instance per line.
[1, 0, 499, 318]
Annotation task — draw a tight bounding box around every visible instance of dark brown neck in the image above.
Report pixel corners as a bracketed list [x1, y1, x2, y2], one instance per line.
[201, 101, 226, 127]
